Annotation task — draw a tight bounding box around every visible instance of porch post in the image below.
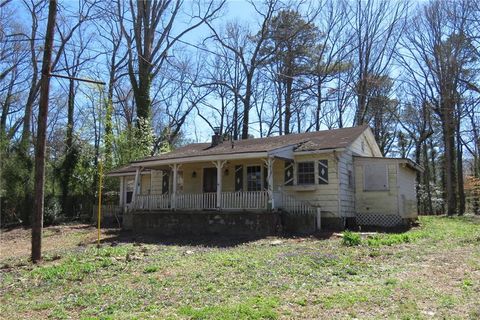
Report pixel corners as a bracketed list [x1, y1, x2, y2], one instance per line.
[119, 176, 125, 207]
[213, 160, 226, 209]
[266, 157, 275, 210]
[171, 163, 178, 210]
[132, 167, 141, 208]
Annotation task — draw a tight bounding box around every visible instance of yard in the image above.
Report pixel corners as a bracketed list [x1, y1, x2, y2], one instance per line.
[0, 216, 479, 319]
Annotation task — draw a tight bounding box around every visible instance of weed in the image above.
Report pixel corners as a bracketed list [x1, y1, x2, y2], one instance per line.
[342, 231, 361, 246]
[143, 265, 159, 273]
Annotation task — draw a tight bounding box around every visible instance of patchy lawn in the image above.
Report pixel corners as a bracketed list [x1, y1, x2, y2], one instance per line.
[0, 216, 479, 319]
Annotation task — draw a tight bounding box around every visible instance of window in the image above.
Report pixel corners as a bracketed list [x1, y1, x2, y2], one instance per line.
[297, 162, 315, 185]
[364, 164, 389, 191]
[247, 166, 262, 191]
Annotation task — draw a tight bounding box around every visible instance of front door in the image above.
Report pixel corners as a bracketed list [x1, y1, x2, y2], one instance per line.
[203, 168, 217, 193]
[203, 168, 217, 209]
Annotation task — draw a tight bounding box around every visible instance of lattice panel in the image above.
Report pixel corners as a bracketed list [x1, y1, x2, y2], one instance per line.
[356, 213, 405, 227]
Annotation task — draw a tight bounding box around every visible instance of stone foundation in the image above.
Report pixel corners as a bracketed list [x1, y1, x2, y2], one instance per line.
[132, 210, 280, 237]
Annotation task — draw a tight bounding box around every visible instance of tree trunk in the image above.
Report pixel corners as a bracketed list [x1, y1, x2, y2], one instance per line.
[60, 79, 76, 217]
[233, 93, 238, 140]
[456, 121, 465, 215]
[315, 79, 322, 131]
[440, 109, 457, 216]
[241, 75, 253, 139]
[284, 77, 293, 135]
[422, 143, 433, 215]
[32, 0, 57, 263]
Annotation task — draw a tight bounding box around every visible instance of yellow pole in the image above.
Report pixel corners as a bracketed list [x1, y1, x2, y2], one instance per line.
[97, 157, 103, 248]
[97, 83, 105, 249]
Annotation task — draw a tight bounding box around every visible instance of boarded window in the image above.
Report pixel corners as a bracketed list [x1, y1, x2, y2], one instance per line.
[247, 166, 262, 191]
[297, 162, 315, 185]
[364, 164, 389, 191]
[235, 165, 243, 191]
[318, 160, 328, 184]
[284, 161, 294, 186]
[348, 170, 353, 188]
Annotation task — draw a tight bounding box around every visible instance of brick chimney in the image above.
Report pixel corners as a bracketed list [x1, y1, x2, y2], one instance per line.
[211, 127, 222, 147]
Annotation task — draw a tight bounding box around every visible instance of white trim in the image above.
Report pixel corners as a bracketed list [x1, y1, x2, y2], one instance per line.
[293, 148, 345, 156]
[107, 171, 152, 177]
[133, 152, 269, 167]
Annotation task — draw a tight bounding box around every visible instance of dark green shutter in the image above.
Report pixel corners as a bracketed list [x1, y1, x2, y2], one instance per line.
[162, 171, 170, 194]
[235, 165, 243, 191]
[284, 161, 294, 186]
[318, 160, 328, 184]
[263, 163, 268, 190]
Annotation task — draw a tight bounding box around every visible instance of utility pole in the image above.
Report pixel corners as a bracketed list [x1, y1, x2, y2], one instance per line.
[32, 0, 57, 263]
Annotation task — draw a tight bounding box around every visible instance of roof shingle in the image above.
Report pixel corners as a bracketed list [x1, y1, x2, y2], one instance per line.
[133, 125, 369, 164]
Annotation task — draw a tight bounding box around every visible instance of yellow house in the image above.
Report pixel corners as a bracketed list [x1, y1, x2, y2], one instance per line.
[107, 125, 422, 234]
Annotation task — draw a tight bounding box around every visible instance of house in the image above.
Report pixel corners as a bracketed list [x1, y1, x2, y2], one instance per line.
[106, 125, 422, 235]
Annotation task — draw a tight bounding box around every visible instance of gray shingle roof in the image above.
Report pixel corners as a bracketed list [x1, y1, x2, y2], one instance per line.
[132, 125, 369, 164]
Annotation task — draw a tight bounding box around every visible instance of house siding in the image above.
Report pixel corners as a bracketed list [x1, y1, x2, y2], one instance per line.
[337, 150, 355, 217]
[354, 158, 400, 216]
[397, 166, 418, 218]
[285, 153, 340, 217]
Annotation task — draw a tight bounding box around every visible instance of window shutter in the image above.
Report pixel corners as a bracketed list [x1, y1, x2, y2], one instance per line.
[318, 160, 328, 184]
[235, 165, 243, 191]
[263, 163, 268, 190]
[162, 171, 170, 194]
[284, 161, 294, 186]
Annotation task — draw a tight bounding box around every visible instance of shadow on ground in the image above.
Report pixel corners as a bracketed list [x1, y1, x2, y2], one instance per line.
[95, 228, 336, 248]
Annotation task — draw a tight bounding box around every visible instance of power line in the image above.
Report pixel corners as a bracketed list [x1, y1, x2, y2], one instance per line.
[50, 73, 105, 85]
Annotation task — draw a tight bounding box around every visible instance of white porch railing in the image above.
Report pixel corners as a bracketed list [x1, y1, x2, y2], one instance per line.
[134, 194, 171, 210]
[176, 193, 216, 209]
[281, 192, 317, 215]
[133, 191, 268, 211]
[221, 191, 268, 209]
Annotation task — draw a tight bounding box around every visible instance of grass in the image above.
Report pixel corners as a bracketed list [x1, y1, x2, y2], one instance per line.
[0, 216, 479, 319]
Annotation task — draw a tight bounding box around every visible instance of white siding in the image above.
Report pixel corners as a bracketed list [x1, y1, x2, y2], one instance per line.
[349, 130, 382, 157]
[353, 157, 419, 217]
[283, 153, 340, 217]
[355, 158, 399, 215]
[397, 166, 418, 218]
[337, 150, 356, 217]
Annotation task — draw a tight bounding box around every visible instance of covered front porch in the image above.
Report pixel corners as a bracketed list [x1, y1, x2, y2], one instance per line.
[116, 154, 317, 216]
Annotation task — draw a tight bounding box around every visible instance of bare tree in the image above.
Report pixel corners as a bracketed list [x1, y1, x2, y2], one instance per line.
[349, 0, 408, 126]
[118, 0, 224, 148]
[32, 0, 57, 263]
[206, 0, 279, 139]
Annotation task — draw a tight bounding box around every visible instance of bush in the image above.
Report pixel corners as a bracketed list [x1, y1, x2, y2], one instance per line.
[342, 231, 361, 246]
[44, 196, 62, 225]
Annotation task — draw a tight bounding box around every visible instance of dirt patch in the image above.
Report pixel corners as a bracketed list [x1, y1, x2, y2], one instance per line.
[0, 224, 120, 262]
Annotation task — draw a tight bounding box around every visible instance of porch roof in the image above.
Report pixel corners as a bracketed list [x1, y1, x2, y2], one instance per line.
[133, 125, 368, 164]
